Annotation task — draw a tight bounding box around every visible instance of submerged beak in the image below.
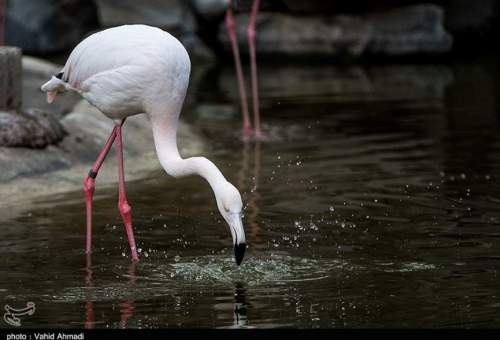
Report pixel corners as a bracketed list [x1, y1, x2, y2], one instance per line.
[228, 213, 247, 266]
[46, 91, 57, 103]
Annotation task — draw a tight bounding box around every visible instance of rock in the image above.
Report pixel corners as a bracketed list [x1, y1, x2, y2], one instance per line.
[0, 110, 66, 148]
[96, 0, 195, 33]
[0, 47, 22, 111]
[281, 1, 339, 13]
[5, 0, 99, 54]
[219, 12, 370, 56]
[0, 49, 67, 149]
[218, 4, 453, 57]
[95, 0, 215, 59]
[219, 63, 453, 104]
[179, 33, 217, 61]
[189, 0, 229, 21]
[0, 100, 206, 203]
[230, 0, 285, 12]
[444, 0, 497, 38]
[0, 54, 207, 204]
[59, 100, 204, 164]
[367, 4, 453, 55]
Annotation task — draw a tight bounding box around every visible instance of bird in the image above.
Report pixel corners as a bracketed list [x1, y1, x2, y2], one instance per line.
[41, 24, 247, 265]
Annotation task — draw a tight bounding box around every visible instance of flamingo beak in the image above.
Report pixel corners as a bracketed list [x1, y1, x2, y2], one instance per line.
[228, 213, 247, 265]
[46, 91, 57, 104]
[234, 243, 246, 266]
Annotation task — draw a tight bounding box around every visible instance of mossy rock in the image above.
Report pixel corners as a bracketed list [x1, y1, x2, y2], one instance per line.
[0, 109, 66, 148]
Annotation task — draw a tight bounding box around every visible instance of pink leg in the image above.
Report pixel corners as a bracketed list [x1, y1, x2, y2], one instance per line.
[115, 121, 139, 262]
[226, 5, 253, 137]
[83, 125, 120, 254]
[248, 0, 262, 139]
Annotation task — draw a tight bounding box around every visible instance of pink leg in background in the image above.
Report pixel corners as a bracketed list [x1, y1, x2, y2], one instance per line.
[115, 121, 139, 262]
[226, 4, 253, 137]
[83, 124, 120, 255]
[247, 0, 262, 139]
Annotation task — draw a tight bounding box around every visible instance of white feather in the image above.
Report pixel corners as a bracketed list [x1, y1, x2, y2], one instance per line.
[48, 24, 191, 120]
[40, 24, 246, 256]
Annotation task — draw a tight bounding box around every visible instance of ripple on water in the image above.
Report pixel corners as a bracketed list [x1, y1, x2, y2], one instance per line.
[48, 253, 437, 303]
[374, 261, 437, 273]
[154, 253, 354, 285]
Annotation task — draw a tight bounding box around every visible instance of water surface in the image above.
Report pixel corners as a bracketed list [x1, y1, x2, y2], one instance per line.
[2, 56, 500, 328]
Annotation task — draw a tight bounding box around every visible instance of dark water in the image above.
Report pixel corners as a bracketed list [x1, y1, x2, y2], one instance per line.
[2, 56, 500, 328]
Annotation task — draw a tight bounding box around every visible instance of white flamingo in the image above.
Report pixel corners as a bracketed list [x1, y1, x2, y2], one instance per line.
[41, 24, 247, 265]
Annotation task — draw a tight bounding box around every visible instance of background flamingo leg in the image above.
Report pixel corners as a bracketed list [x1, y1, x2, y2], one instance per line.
[226, 5, 253, 137]
[115, 121, 139, 262]
[83, 124, 120, 255]
[247, 0, 261, 139]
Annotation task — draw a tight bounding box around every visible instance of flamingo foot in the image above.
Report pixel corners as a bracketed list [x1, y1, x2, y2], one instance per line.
[241, 128, 271, 142]
[118, 200, 139, 262]
[242, 126, 254, 139]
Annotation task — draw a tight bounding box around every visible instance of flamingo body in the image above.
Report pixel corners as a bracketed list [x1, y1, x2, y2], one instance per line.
[44, 25, 190, 120]
[41, 25, 247, 265]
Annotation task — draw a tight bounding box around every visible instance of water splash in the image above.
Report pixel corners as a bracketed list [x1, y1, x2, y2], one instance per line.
[148, 253, 354, 285]
[47, 253, 438, 304]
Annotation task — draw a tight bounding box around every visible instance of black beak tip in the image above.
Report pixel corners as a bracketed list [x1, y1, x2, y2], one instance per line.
[234, 243, 247, 266]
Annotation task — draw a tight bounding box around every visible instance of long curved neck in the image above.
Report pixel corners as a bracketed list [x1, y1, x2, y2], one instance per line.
[149, 109, 229, 195]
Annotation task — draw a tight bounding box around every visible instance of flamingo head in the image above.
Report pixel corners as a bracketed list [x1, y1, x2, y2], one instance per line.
[216, 181, 247, 265]
[41, 72, 70, 103]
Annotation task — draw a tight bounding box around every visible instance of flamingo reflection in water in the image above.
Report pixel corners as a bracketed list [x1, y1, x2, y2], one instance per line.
[238, 140, 263, 246]
[84, 256, 137, 328]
